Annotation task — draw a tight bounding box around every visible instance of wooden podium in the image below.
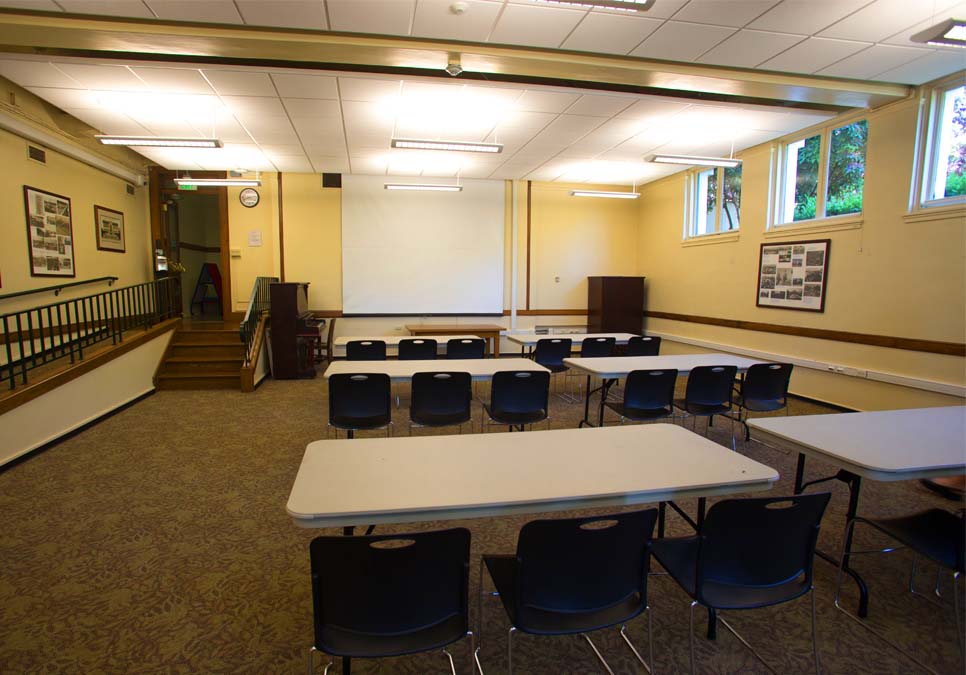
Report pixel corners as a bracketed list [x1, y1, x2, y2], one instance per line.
[587, 276, 645, 334]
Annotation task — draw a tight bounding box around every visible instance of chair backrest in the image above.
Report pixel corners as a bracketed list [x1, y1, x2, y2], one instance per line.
[741, 362, 793, 405]
[514, 509, 658, 624]
[323, 318, 337, 363]
[309, 528, 471, 654]
[411, 371, 472, 419]
[623, 369, 678, 411]
[625, 335, 661, 356]
[533, 338, 572, 367]
[398, 338, 437, 360]
[695, 493, 831, 604]
[579, 336, 616, 358]
[490, 370, 550, 416]
[685, 365, 738, 407]
[446, 338, 486, 359]
[346, 340, 387, 361]
[328, 373, 391, 424]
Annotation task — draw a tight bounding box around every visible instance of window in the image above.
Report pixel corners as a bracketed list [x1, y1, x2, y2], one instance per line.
[920, 82, 965, 207]
[773, 120, 867, 226]
[686, 164, 741, 238]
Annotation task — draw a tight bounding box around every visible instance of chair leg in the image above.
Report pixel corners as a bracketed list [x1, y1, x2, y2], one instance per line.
[955, 572, 963, 662]
[442, 647, 456, 675]
[717, 614, 778, 674]
[688, 600, 699, 675]
[307, 646, 316, 675]
[810, 589, 821, 675]
[580, 633, 615, 674]
[477, 559, 485, 649]
[619, 617, 652, 673]
[507, 626, 517, 675]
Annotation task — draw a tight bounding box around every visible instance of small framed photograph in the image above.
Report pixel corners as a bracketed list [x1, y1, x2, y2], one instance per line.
[756, 239, 830, 312]
[24, 185, 75, 278]
[94, 205, 125, 253]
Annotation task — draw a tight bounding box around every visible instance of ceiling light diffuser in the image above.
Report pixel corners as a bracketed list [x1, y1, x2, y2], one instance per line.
[647, 154, 742, 168]
[911, 19, 966, 48]
[570, 190, 640, 199]
[530, 0, 655, 11]
[384, 183, 463, 192]
[97, 135, 223, 148]
[174, 178, 261, 187]
[391, 138, 502, 153]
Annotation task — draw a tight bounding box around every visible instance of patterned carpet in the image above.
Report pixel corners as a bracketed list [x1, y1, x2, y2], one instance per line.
[0, 374, 962, 675]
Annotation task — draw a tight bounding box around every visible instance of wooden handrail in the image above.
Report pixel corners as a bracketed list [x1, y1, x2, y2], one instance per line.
[0, 276, 118, 301]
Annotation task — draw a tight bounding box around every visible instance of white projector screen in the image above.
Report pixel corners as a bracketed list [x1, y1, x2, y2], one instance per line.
[341, 175, 505, 314]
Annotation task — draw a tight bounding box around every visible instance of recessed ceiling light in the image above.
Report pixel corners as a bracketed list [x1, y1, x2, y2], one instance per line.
[530, 0, 655, 11]
[911, 18, 966, 48]
[174, 178, 261, 187]
[570, 190, 640, 199]
[97, 135, 223, 148]
[647, 154, 742, 168]
[391, 138, 503, 153]
[384, 183, 463, 192]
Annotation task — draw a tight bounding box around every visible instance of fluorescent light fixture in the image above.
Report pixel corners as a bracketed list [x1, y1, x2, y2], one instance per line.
[391, 138, 502, 153]
[384, 183, 463, 192]
[647, 154, 742, 168]
[531, 0, 655, 11]
[174, 178, 261, 187]
[911, 19, 966, 48]
[571, 190, 640, 199]
[97, 135, 223, 148]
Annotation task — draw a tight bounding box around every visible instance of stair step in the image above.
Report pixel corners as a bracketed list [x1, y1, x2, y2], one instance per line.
[173, 330, 240, 345]
[161, 357, 243, 374]
[156, 372, 238, 390]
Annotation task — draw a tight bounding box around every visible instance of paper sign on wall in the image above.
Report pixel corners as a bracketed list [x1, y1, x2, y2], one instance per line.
[248, 230, 262, 247]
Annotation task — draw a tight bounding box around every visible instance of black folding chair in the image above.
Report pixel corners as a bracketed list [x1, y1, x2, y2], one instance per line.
[625, 335, 661, 356]
[409, 371, 473, 434]
[327, 373, 392, 439]
[398, 338, 437, 360]
[482, 370, 550, 432]
[604, 368, 677, 424]
[446, 338, 486, 359]
[674, 365, 738, 447]
[734, 362, 793, 441]
[345, 340, 387, 361]
[534, 338, 572, 401]
[308, 528, 481, 674]
[652, 493, 831, 674]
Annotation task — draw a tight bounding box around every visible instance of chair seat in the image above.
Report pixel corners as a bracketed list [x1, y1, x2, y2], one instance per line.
[316, 612, 466, 658]
[483, 554, 645, 635]
[856, 508, 965, 573]
[411, 409, 472, 428]
[605, 401, 672, 421]
[674, 398, 731, 416]
[735, 396, 786, 413]
[544, 363, 568, 374]
[330, 413, 390, 430]
[483, 403, 547, 426]
[652, 536, 810, 610]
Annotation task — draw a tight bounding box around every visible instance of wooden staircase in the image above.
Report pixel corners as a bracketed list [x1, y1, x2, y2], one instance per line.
[155, 321, 244, 390]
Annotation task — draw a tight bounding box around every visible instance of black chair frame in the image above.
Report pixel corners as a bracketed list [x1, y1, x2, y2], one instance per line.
[409, 371, 473, 435]
[327, 373, 392, 439]
[482, 370, 550, 433]
[345, 340, 387, 361]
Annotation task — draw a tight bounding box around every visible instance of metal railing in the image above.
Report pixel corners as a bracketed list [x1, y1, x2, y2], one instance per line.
[0, 277, 179, 390]
[240, 276, 277, 364]
[0, 276, 118, 301]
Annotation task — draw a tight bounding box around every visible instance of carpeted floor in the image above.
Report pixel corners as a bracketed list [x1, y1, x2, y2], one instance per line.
[0, 374, 962, 674]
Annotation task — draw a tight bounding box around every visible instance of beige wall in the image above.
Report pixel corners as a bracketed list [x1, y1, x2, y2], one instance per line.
[637, 97, 965, 411]
[226, 175, 280, 313]
[280, 173, 342, 311]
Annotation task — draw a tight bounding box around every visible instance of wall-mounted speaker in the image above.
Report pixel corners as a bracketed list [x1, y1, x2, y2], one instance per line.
[322, 173, 342, 188]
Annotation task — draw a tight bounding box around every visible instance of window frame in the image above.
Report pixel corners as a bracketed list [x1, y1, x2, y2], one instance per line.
[913, 76, 966, 211]
[683, 164, 741, 240]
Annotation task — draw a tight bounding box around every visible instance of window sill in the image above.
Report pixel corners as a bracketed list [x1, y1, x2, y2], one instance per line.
[682, 231, 740, 247]
[903, 204, 966, 225]
[764, 216, 862, 239]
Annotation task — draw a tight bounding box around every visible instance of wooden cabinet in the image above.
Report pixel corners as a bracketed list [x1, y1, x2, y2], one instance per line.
[587, 276, 645, 334]
[270, 282, 316, 379]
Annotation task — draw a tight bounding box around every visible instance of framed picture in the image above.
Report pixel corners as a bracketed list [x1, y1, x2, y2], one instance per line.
[756, 239, 830, 312]
[23, 185, 75, 278]
[94, 205, 125, 253]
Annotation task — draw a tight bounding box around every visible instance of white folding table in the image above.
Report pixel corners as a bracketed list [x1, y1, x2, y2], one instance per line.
[332, 334, 482, 358]
[748, 406, 966, 617]
[506, 332, 640, 355]
[287, 422, 780, 529]
[564, 353, 762, 428]
[323, 357, 548, 382]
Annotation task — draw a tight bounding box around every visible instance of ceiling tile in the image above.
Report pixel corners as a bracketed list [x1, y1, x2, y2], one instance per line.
[53, 63, 145, 90]
[672, 0, 781, 28]
[130, 67, 213, 94]
[140, 119, 206, 137]
[412, 0, 502, 41]
[270, 73, 338, 99]
[203, 70, 276, 96]
[61, 108, 147, 135]
[57, 1, 155, 17]
[326, 0, 415, 34]
[272, 156, 315, 172]
[338, 77, 401, 102]
[561, 12, 663, 55]
[220, 95, 287, 118]
[818, 0, 963, 42]
[613, 0, 687, 19]
[697, 29, 804, 68]
[513, 90, 580, 113]
[617, 97, 692, 123]
[282, 98, 342, 118]
[235, 0, 327, 30]
[26, 87, 100, 109]
[312, 157, 351, 173]
[817, 44, 933, 79]
[748, 0, 871, 35]
[0, 0, 60, 8]
[630, 21, 736, 61]
[531, 114, 605, 145]
[565, 94, 633, 117]
[882, 1, 966, 46]
[0, 60, 80, 88]
[874, 50, 966, 85]
[489, 3, 585, 49]
[758, 37, 870, 74]
[144, 0, 244, 23]
[291, 124, 345, 146]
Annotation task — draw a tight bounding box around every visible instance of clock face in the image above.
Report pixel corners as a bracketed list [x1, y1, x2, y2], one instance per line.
[239, 188, 260, 208]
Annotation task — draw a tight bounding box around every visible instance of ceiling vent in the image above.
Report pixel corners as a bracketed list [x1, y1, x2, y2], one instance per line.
[27, 144, 46, 164]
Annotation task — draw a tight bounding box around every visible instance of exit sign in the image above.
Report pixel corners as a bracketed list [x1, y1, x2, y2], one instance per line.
[178, 184, 198, 191]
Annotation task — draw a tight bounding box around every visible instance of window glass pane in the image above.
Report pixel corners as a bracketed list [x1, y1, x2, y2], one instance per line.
[692, 169, 715, 235]
[782, 135, 820, 222]
[721, 164, 741, 230]
[826, 120, 867, 216]
[932, 85, 966, 200]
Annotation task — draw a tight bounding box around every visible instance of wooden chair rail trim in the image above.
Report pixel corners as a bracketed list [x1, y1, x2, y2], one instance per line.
[240, 314, 269, 393]
[0, 318, 181, 416]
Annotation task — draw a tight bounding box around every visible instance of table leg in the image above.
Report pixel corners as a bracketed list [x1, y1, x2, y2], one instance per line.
[596, 378, 616, 428]
[579, 375, 593, 428]
[491, 332, 500, 358]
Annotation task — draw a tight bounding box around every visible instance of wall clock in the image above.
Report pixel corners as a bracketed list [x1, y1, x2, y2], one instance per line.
[239, 188, 260, 208]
